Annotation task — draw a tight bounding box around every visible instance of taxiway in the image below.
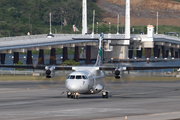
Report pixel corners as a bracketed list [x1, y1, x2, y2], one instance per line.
[0, 80, 180, 120]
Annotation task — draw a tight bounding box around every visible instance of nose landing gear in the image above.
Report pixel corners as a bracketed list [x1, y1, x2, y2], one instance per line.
[67, 92, 79, 99]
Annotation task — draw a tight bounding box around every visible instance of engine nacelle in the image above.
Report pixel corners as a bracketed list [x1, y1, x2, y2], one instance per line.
[115, 67, 123, 79]
[45, 66, 55, 78]
[93, 84, 103, 92]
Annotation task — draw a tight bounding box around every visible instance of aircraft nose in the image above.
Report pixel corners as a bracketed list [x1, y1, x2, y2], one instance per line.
[66, 80, 80, 92]
[66, 80, 89, 93]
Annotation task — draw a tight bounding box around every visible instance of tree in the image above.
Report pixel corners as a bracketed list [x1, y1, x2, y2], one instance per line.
[62, 58, 79, 66]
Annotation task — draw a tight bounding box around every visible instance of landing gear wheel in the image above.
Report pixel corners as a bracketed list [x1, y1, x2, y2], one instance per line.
[105, 92, 108, 98]
[73, 95, 79, 99]
[102, 95, 105, 98]
[102, 92, 108, 99]
[67, 92, 71, 98]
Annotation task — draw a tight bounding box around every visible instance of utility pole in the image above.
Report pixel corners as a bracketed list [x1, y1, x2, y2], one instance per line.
[156, 12, 158, 34]
[50, 12, 52, 34]
[117, 14, 119, 34]
[92, 10, 95, 38]
[125, 0, 130, 39]
[82, 0, 87, 35]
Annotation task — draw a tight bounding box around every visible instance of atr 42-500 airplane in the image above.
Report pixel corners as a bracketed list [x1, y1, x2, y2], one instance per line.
[1, 33, 180, 99]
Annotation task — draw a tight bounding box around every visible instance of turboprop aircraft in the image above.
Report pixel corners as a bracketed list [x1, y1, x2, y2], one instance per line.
[0, 33, 180, 99]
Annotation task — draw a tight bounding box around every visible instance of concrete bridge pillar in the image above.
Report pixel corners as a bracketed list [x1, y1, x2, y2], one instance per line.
[74, 46, 79, 62]
[136, 50, 139, 58]
[161, 46, 165, 58]
[154, 45, 158, 58]
[158, 48, 160, 58]
[145, 48, 151, 58]
[1, 54, 6, 64]
[136, 49, 142, 58]
[128, 50, 133, 59]
[63, 47, 68, 62]
[50, 48, 56, 65]
[139, 48, 142, 58]
[86, 46, 91, 64]
[38, 49, 44, 65]
[26, 51, 33, 65]
[13, 52, 19, 64]
[128, 48, 133, 59]
[175, 50, 178, 58]
[166, 50, 169, 58]
[170, 48, 174, 58]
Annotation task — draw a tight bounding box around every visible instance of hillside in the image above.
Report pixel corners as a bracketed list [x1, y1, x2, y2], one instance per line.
[97, 0, 180, 26]
[1, 0, 180, 36]
[0, 0, 101, 37]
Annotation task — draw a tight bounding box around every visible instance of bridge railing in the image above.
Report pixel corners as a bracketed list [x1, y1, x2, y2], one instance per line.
[0, 34, 84, 42]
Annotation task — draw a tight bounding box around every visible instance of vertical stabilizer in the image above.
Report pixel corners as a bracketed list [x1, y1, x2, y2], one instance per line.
[95, 33, 103, 66]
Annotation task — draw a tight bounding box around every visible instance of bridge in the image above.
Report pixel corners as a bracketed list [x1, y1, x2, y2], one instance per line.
[1, 0, 180, 65]
[0, 31, 180, 65]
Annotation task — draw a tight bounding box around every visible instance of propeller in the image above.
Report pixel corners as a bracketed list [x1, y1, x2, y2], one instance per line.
[103, 60, 133, 90]
[32, 55, 66, 89]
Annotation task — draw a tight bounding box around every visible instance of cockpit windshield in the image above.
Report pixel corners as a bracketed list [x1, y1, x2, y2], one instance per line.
[82, 75, 88, 79]
[67, 75, 70, 79]
[70, 75, 75, 79]
[67, 75, 88, 79]
[76, 75, 82, 79]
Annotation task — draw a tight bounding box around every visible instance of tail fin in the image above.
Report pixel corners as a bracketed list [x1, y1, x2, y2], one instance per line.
[95, 33, 104, 66]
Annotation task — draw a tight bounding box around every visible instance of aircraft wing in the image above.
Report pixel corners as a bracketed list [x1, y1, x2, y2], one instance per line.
[99, 65, 180, 71]
[0, 64, 73, 70]
[125, 65, 180, 71]
[0, 65, 179, 71]
[0, 64, 45, 70]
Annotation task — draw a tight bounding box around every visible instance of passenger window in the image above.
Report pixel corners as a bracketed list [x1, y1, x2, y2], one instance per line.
[82, 75, 87, 79]
[76, 75, 82, 79]
[70, 75, 75, 79]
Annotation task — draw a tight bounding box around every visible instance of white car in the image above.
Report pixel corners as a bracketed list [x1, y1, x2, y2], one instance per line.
[46, 34, 54, 38]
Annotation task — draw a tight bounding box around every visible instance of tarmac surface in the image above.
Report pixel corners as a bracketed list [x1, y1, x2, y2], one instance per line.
[0, 80, 180, 120]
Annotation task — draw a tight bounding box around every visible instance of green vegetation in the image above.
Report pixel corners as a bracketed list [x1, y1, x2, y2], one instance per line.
[106, 76, 180, 81]
[0, 0, 102, 37]
[0, 75, 67, 81]
[62, 58, 79, 66]
[14, 60, 26, 70]
[0, 75, 180, 81]
[1, 0, 180, 37]
[172, 0, 180, 2]
[131, 25, 180, 34]
[89, 24, 180, 35]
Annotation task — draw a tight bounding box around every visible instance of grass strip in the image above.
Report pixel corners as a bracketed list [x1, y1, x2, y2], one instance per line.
[0, 75, 180, 81]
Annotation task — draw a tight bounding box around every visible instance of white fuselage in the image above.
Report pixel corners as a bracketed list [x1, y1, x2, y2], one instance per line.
[65, 69, 105, 95]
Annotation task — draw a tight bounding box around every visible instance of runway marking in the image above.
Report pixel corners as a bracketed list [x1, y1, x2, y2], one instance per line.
[0, 89, 45, 94]
[113, 89, 174, 97]
[93, 111, 180, 120]
[0, 101, 34, 107]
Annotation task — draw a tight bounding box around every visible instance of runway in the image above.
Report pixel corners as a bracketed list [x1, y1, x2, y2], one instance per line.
[0, 80, 180, 120]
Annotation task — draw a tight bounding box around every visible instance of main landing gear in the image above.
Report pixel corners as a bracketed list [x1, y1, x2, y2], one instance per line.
[102, 91, 108, 98]
[67, 92, 79, 99]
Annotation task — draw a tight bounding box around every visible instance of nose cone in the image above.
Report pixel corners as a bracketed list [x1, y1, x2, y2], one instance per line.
[65, 79, 89, 93]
